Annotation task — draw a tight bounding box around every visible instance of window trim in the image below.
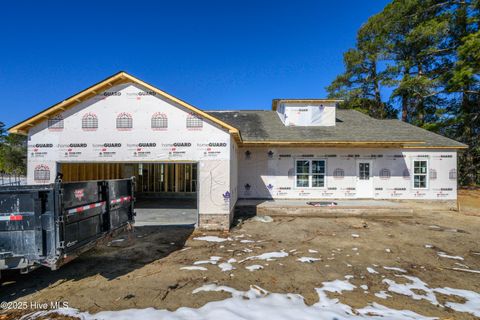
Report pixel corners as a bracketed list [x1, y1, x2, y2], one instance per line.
[294, 158, 327, 189]
[412, 158, 429, 190]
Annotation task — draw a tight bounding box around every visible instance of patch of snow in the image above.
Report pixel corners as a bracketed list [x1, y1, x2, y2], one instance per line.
[193, 236, 232, 243]
[383, 266, 407, 273]
[352, 247, 358, 251]
[246, 264, 264, 271]
[450, 267, 480, 274]
[434, 287, 480, 317]
[360, 285, 368, 290]
[351, 234, 360, 238]
[424, 244, 433, 248]
[358, 303, 434, 319]
[385, 248, 392, 253]
[308, 249, 318, 253]
[218, 263, 235, 272]
[240, 239, 255, 243]
[454, 262, 469, 268]
[180, 266, 208, 271]
[297, 257, 321, 263]
[251, 215, 273, 223]
[437, 252, 464, 260]
[367, 267, 379, 274]
[381, 275, 480, 317]
[240, 250, 288, 262]
[31, 275, 480, 320]
[375, 291, 392, 299]
[194, 256, 222, 265]
[383, 276, 439, 305]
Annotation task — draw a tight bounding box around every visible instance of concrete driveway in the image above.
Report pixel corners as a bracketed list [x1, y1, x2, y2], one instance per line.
[133, 198, 197, 226]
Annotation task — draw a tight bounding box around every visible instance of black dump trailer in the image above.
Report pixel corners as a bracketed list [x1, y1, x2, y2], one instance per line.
[0, 178, 134, 276]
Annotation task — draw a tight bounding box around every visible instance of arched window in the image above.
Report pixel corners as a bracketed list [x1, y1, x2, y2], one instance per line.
[379, 168, 391, 180]
[82, 113, 98, 130]
[333, 168, 345, 179]
[449, 169, 457, 180]
[151, 112, 168, 129]
[186, 113, 203, 128]
[48, 115, 64, 130]
[116, 112, 133, 129]
[429, 169, 437, 180]
[34, 165, 50, 182]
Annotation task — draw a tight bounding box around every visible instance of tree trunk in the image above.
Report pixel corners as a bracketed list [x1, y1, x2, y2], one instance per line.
[401, 95, 408, 122]
[372, 61, 383, 118]
[401, 67, 410, 122]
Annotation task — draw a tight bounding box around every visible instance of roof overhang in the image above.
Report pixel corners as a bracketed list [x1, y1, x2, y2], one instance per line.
[271, 99, 344, 111]
[238, 140, 426, 148]
[8, 71, 242, 141]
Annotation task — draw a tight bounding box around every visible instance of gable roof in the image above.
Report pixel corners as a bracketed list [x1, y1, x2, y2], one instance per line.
[9, 72, 467, 149]
[8, 71, 241, 140]
[206, 110, 467, 149]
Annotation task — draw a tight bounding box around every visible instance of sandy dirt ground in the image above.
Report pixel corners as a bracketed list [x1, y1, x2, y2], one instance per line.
[1, 190, 479, 319]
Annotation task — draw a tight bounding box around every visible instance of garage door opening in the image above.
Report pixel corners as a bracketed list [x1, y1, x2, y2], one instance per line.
[58, 162, 198, 226]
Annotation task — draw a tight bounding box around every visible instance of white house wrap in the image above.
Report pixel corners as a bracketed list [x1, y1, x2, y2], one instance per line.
[10, 72, 467, 230]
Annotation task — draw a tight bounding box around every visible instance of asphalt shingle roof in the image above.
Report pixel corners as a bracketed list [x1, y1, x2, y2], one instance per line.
[206, 109, 467, 148]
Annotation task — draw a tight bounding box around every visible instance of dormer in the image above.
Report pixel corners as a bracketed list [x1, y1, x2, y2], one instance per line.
[272, 99, 342, 127]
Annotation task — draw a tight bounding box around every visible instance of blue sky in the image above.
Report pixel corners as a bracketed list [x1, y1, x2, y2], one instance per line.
[0, 0, 390, 128]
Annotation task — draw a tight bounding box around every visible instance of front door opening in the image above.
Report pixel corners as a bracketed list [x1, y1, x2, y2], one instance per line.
[356, 160, 374, 198]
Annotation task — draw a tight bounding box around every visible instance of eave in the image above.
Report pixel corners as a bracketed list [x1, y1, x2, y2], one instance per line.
[8, 71, 241, 141]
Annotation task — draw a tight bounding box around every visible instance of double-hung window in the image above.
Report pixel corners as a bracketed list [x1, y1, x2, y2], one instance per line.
[413, 160, 428, 189]
[295, 159, 326, 188]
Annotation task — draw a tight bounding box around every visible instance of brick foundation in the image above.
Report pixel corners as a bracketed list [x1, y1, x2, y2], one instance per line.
[198, 214, 231, 231]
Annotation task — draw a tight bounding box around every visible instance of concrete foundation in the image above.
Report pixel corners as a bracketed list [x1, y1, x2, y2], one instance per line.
[236, 199, 415, 219]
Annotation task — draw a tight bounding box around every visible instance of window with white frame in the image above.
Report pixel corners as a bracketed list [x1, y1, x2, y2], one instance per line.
[413, 160, 428, 189]
[295, 159, 326, 188]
